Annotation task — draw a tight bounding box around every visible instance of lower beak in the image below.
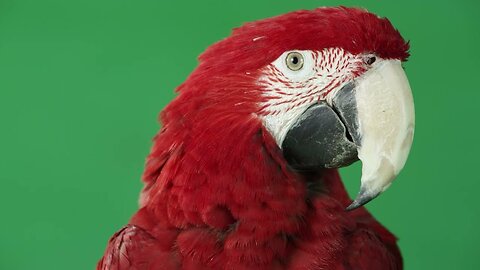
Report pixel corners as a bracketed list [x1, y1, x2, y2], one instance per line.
[282, 60, 415, 210]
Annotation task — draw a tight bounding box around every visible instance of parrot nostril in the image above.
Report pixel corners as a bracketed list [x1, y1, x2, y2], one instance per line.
[365, 55, 376, 65]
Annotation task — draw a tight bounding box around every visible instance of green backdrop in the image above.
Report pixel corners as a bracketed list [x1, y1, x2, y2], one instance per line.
[1, 0, 479, 269]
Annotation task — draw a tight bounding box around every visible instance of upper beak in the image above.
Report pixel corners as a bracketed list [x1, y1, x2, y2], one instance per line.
[282, 60, 415, 210]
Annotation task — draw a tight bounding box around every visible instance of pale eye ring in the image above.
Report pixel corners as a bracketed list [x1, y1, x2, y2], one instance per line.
[285, 52, 304, 71]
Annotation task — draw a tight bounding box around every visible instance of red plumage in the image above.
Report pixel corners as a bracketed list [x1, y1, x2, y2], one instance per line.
[98, 7, 407, 270]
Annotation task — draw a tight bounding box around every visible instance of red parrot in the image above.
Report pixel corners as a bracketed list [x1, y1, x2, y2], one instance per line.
[98, 7, 414, 270]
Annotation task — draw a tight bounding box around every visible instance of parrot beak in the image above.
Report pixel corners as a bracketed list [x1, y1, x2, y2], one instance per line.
[282, 60, 415, 210]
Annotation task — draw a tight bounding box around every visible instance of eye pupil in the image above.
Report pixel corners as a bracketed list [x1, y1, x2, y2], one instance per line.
[291, 56, 299, 64]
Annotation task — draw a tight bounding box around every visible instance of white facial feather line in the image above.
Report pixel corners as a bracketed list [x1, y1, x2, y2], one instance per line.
[258, 48, 363, 146]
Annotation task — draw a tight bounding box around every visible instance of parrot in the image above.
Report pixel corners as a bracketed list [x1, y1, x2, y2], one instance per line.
[98, 6, 414, 270]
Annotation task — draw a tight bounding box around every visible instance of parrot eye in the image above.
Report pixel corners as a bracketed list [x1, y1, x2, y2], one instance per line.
[285, 52, 304, 71]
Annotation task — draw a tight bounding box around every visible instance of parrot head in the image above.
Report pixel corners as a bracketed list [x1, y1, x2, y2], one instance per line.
[164, 7, 414, 210]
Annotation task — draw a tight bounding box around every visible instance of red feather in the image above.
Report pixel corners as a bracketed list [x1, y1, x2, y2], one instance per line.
[98, 6, 406, 270]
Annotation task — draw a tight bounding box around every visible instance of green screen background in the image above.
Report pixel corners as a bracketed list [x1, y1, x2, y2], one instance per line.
[1, 0, 479, 269]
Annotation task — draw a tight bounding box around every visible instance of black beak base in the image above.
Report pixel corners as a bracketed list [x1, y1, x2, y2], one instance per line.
[281, 83, 360, 171]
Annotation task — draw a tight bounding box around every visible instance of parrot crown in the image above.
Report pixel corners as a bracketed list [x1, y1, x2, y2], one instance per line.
[182, 6, 409, 88]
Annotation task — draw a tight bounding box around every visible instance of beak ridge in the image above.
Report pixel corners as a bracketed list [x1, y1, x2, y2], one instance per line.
[346, 59, 415, 210]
